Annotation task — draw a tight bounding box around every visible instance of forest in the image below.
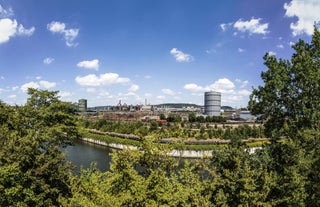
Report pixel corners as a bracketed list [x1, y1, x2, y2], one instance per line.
[0, 27, 320, 206]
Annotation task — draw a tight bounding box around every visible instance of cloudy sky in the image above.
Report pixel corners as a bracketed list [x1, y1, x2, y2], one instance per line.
[0, 0, 319, 107]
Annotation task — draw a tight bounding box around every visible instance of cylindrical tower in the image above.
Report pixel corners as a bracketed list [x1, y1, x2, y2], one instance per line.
[204, 91, 221, 116]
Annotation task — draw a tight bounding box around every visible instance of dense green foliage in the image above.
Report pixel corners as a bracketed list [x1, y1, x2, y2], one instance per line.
[0, 89, 78, 206]
[249, 26, 320, 138]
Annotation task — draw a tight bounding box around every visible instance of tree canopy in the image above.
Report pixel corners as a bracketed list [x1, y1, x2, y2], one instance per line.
[0, 89, 78, 206]
[249, 26, 320, 137]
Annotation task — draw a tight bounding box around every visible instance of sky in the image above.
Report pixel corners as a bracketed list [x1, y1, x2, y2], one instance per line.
[0, 0, 320, 107]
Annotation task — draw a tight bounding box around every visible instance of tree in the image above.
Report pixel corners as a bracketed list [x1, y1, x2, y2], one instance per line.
[249, 26, 320, 138]
[0, 89, 78, 206]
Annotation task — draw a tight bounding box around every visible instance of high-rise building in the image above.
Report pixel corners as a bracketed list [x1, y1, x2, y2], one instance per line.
[78, 99, 87, 112]
[204, 91, 221, 116]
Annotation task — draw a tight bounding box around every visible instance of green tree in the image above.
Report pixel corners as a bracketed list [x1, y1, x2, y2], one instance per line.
[0, 89, 78, 206]
[249, 26, 320, 137]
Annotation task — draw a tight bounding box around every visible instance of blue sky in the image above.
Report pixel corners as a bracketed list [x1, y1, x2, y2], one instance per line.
[0, 0, 319, 107]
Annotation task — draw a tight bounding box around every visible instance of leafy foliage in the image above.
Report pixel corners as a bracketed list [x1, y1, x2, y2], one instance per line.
[0, 89, 78, 206]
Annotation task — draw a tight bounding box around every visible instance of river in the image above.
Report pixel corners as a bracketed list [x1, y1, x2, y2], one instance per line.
[65, 139, 116, 172]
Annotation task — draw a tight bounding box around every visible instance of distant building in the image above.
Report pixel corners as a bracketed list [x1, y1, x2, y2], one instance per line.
[78, 99, 87, 112]
[204, 91, 221, 116]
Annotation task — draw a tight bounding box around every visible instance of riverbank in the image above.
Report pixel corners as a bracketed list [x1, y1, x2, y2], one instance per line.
[79, 137, 214, 158]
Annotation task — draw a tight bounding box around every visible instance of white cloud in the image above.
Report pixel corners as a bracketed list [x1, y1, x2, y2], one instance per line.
[77, 59, 99, 70]
[0, 4, 34, 44]
[43, 57, 54, 64]
[75, 73, 130, 86]
[47, 21, 79, 47]
[208, 78, 235, 93]
[39, 80, 56, 89]
[17, 24, 35, 36]
[162, 88, 176, 96]
[20, 80, 56, 92]
[170, 48, 194, 62]
[144, 75, 152, 79]
[183, 83, 205, 92]
[234, 17, 269, 35]
[0, 19, 17, 43]
[284, 0, 320, 36]
[128, 84, 139, 92]
[0, 18, 35, 44]
[21, 81, 40, 92]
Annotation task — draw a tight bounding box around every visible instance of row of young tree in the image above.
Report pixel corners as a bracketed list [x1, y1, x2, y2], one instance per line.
[82, 118, 265, 140]
[1, 27, 320, 206]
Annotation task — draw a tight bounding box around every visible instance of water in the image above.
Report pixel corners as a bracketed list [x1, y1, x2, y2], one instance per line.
[65, 139, 115, 172]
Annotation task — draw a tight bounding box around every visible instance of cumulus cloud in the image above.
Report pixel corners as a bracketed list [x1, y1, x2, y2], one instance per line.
[43, 57, 54, 64]
[75, 73, 130, 86]
[39, 80, 56, 89]
[170, 48, 194, 62]
[47, 21, 79, 47]
[128, 84, 139, 92]
[208, 78, 235, 93]
[183, 83, 205, 92]
[0, 18, 35, 44]
[77, 59, 99, 70]
[162, 88, 176, 96]
[284, 0, 320, 36]
[21, 81, 40, 92]
[20, 80, 56, 92]
[233, 17, 269, 35]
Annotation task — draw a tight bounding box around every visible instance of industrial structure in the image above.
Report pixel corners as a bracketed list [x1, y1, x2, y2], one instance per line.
[204, 91, 221, 116]
[78, 99, 87, 112]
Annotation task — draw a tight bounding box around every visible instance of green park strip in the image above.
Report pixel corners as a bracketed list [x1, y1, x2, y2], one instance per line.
[79, 128, 268, 151]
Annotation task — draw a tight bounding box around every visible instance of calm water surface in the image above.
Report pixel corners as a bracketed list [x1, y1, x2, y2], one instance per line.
[65, 139, 116, 172]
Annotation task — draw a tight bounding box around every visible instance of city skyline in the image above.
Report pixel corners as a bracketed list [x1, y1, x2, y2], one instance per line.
[1, 0, 319, 107]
